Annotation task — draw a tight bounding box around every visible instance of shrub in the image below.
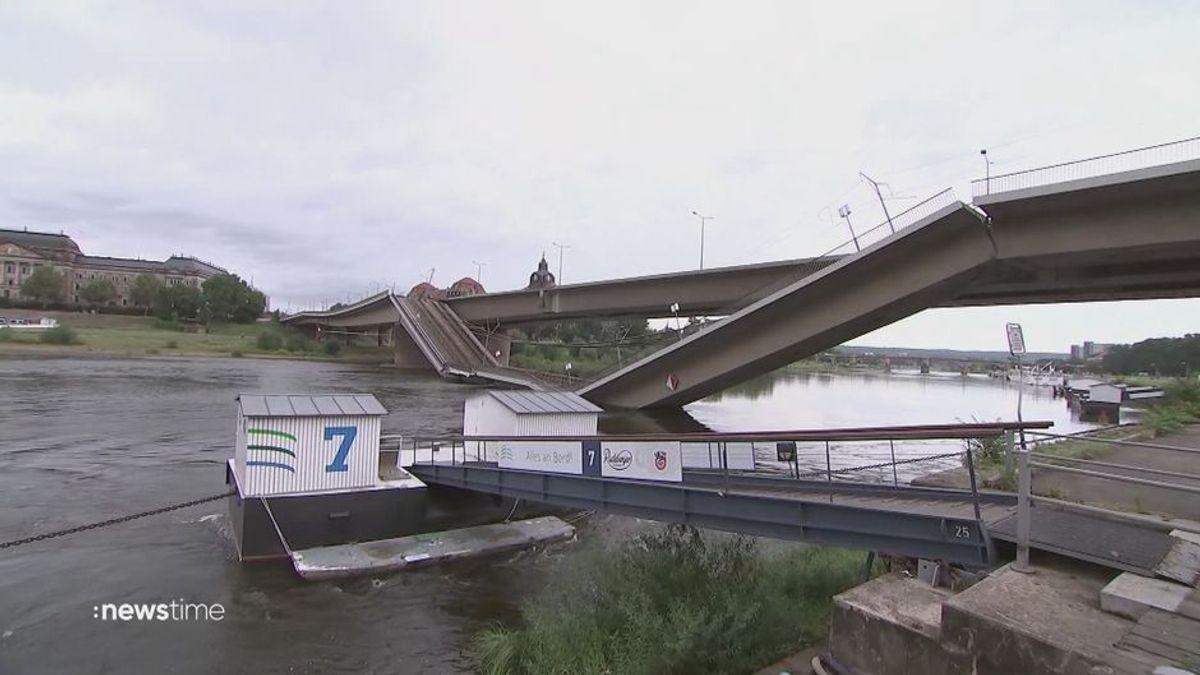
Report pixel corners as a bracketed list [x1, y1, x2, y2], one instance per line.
[0, 328, 13, 342]
[284, 335, 312, 353]
[322, 341, 342, 356]
[165, 340, 179, 349]
[39, 324, 79, 345]
[255, 331, 283, 351]
[474, 527, 865, 675]
[153, 319, 186, 332]
[230, 350, 244, 358]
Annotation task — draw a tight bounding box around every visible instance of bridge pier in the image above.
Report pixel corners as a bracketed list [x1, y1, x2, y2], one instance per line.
[392, 321, 436, 370]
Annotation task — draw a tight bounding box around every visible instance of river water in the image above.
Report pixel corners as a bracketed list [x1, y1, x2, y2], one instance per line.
[0, 356, 1095, 674]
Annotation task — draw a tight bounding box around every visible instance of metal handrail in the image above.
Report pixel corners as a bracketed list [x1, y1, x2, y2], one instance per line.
[406, 421, 1051, 445]
[972, 136, 1200, 197]
[1023, 429, 1200, 455]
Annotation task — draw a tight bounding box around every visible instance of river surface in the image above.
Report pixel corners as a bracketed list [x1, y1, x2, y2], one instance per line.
[0, 356, 1096, 674]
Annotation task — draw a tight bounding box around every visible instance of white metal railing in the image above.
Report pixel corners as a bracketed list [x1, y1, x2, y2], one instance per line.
[972, 136, 1200, 198]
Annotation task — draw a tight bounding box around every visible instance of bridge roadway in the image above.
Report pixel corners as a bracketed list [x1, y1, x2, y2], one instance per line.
[408, 462, 1173, 574]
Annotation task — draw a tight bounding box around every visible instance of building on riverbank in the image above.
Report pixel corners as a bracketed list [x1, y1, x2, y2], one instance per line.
[0, 227, 226, 307]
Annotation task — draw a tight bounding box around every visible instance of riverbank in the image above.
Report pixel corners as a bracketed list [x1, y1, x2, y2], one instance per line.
[0, 309, 393, 363]
[473, 526, 868, 675]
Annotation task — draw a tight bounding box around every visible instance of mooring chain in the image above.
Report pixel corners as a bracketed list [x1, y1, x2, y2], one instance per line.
[797, 449, 966, 480]
[0, 490, 235, 550]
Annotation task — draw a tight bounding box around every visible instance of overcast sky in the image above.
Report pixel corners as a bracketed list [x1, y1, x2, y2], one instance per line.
[2, 1, 1197, 352]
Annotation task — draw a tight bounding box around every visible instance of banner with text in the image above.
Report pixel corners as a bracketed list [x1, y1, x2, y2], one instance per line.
[599, 441, 683, 482]
[497, 441, 583, 475]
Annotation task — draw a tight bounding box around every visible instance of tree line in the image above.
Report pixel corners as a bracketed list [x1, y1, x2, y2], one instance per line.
[16, 266, 266, 324]
[1101, 334, 1200, 376]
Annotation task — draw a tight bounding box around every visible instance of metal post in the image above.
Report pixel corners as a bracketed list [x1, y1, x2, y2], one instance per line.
[889, 440, 899, 486]
[1004, 429, 1014, 477]
[825, 440, 833, 502]
[722, 442, 729, 494]
[964, 447, 983, 523]
[862, 551, 876, 582]
[860, 172, 895, 233]
[1014, 446, 1033, 573]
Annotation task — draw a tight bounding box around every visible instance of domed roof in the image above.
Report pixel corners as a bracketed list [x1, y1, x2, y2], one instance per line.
[526, 255, 556, 289]
[447, 276, 486, 297]
[408, 281, 443, 299]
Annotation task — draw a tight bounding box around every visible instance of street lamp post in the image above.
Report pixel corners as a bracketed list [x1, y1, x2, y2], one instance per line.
[838, 205, 860, 252]
[691, 211, 713, 269]
[472, 260, 486, 284]
[551, 242, 570, 283]
[981, 149, 993, 195]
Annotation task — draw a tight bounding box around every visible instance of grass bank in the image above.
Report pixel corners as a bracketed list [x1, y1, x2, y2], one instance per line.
[0, 310, 391, 362]
[474, 526, 866, 675]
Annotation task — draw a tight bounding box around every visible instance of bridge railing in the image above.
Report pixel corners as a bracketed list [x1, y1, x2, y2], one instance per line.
[971, 135, 1200, 198]
[1008, 428, 1200, 571]
[818, 187, 959, 258]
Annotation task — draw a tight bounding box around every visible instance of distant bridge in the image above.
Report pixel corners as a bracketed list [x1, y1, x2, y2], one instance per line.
[284, 138, 1200, 409]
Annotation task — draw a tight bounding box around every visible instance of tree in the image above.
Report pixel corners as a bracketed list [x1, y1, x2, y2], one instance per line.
[130, 274, 162, 312]
[19, 266, 65, 306]
[153, 285, 203, 321]
[78, 279, 117, 306]
[201, 273, 266, 323]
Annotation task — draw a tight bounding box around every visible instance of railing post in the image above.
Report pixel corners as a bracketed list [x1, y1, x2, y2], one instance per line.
[889, 439, 899, 486]
[722, 442, 729, 494]
[1014, 445, 1034, 573]
[1004, 429, 1014, 477]
[964, 447, 983, 523]
[825, 440, 833, 503]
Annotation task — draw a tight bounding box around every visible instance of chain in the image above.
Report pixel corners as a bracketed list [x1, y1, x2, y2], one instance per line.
[798, 450, 965, 479]
[0, 490, 235, 550]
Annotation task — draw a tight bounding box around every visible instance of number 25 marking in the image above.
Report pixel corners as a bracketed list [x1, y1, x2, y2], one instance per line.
[324, 426, 357, 473]
[954, 525, 971, 539]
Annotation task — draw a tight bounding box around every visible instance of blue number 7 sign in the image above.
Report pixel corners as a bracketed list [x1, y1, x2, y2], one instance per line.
[324, 426, 357, 473]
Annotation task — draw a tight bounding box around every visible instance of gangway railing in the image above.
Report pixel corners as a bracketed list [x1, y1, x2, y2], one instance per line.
[1006, 428, 1200, 573]
[391, 421, 1054, 567]
[972, 135, 1200, 198]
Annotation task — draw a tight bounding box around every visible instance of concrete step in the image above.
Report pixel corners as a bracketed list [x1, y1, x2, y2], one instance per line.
[1101, 572, 1195, 621]
[939, 562, 1133, 675]
[828, 573, 972, 675]
[1155, 529, 1200, 587]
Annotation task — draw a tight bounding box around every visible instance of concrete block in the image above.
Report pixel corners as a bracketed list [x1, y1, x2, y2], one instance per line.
[1155, 529, 1200, 587]
[941, 562, 1134, 675]
[829, 573, 972, 675]
[1101, 572, 1192, 620]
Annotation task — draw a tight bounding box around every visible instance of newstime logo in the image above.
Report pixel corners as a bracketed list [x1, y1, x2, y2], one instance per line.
[93, 600, 226, 622]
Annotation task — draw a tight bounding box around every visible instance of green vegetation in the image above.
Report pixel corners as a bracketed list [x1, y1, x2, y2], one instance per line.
[1139, 379, 1200, 437]
[508, 317, 655, 377]
[200, 273, 267, 323]
[19, 266, 65, 305]
[1102, 333, 1199, 377]
[473, 527, 866, 675]
[322, 340, 341, 356]
[129, 273, 161, 312]
[78, 279, 117, 307]
[39, 324, 79, 345]
[0, 311, 388, 361]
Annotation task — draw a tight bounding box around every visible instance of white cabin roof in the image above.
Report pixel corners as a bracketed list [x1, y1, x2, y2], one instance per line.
[237, 393, 388, 417]
[485, 390, 602, 415]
